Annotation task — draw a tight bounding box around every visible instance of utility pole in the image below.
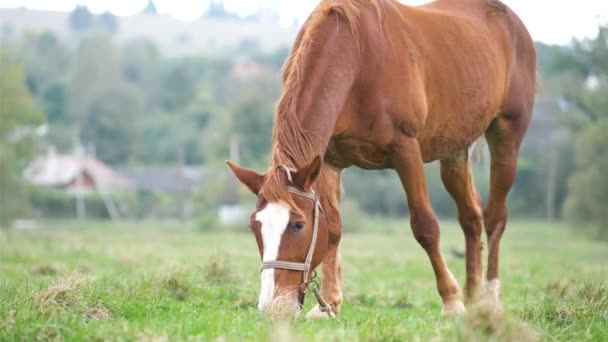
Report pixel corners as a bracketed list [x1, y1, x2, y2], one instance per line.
[73, 127, 86, 220]
[545, 148, 559, 222]
[177, 146, 186, 221]
[229, 134, 240, 165]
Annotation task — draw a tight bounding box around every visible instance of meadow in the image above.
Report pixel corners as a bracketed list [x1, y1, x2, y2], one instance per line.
[0, 220, 607, 341]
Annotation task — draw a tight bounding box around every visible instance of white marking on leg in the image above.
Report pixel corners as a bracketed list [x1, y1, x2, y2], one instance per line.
[486, 278, 501, 301]
[255, 202, 290, 312]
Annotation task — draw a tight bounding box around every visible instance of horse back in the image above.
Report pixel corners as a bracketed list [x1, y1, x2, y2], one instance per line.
[342, 0, 536, 161]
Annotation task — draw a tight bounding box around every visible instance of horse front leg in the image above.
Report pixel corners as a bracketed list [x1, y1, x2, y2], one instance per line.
[306, 241, 343, 318]
[393, 136, 465, 316]
[307, 164, 343, 318]
[440, 151, 484, 303]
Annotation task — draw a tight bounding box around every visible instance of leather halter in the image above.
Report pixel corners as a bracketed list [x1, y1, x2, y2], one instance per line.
[257, 166, 336, 317]
[260, 167, 323, 294]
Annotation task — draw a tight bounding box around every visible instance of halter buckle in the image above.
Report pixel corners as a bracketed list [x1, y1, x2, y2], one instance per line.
[300, 270, 320, 293]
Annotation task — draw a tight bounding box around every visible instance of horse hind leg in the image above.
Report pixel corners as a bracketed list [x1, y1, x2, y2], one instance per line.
[482, 108, 532, 305]
[440, 150, 484, 303]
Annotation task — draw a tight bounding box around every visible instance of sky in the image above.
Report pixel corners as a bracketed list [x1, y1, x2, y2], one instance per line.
[0, 0, 606, 44]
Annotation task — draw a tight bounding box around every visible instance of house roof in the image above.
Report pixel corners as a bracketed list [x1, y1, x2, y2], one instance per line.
[24, 151, 133, 192]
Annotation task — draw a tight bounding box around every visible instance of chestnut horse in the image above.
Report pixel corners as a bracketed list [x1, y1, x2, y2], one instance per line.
[228, 0, 535, 317]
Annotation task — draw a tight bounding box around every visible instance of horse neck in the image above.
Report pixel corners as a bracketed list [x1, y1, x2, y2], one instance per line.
[270, 12, 360, 170]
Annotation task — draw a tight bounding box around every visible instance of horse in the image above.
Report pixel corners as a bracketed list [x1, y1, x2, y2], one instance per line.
[227, 0, 536, 317]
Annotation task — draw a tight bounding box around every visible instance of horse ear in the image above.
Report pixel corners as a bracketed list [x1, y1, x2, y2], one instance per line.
[293, 155, 322, 191]
[226, 161, 264, 195]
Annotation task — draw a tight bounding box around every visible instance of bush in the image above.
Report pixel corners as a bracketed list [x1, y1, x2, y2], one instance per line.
[29, 188, 110, 219]
[339, 199, 372, 232]
[0, 147, 30, 228]
[128, 191, 179, 219]
[196, 213, 221, 232]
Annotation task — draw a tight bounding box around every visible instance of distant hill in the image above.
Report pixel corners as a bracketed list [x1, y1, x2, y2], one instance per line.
[0, 8, 298, 56]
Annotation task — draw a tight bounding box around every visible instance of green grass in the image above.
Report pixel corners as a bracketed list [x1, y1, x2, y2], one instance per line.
[1, 220, 607, 341]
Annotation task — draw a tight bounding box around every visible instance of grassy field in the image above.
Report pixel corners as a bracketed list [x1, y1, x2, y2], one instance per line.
[0, 220, 607, 341]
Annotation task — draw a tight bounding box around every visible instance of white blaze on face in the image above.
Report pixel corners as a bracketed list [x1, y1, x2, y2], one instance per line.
[255, 202, 290, 311]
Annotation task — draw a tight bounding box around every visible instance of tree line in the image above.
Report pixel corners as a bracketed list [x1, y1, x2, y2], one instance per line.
[1, 19, 607, 239]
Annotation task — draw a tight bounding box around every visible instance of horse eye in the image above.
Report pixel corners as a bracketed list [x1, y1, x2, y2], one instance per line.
[291, 222, 305, 232]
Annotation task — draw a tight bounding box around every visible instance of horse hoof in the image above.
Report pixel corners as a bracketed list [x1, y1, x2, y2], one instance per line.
[306, 304, 336, 319]
[442, 300, 466, 317]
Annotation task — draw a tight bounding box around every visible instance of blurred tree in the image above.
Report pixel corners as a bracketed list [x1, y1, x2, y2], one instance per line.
[83, 85, 143, 164]
[564, 121, 608, 239]
[238, 39, 261, 56]
[98, 12, 119, 35]
[342, 169, 406, 217]
[42, 82, 69, 124]
[253, 47, 290, 70]
[121, 38, 162, 110]
[139, 93, 216, 165]
[2, 24, 14, 42]
[17, 32, 73, 152]
[122, 39, 160, 84]
[141, 0, 158, 15]
[69, 34, 143, 164]
[0, 48, 44, 227]
[160, 59, 197, 112]
[69, 6, 94, 33]
[201, 58, 235, 107]
[204, 0, 228, 18]
[231, 95, 273, 165]
[547, 26, 608, 238]
[18, 31, 70, 96]
[69, 34, 121, 125]
[202, 73, 278, 167]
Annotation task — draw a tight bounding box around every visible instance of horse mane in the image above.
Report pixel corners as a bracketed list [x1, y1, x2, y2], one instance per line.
[262, 0, 378, 210]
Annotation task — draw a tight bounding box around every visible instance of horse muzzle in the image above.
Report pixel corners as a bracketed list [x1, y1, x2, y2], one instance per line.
[258, 290, 302, 316]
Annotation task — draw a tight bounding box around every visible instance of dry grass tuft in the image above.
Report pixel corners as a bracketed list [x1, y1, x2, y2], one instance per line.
[203, 256, 233, 284]
[35, 324, 62, 341]
[440, 300, 539, 342]
[1, 310, 16, 331]
[35, 272, 111, 320]
[31, 263, 63, 276]
[136, 332, 169, 342]
[163, 274, 189, 301]
[35, 273, 87, 311]
[85, 302, 112, 320]
[233, 298, 257, 310]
